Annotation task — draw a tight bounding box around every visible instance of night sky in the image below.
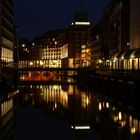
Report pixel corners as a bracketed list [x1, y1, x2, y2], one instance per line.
[14, 0, 111, 40]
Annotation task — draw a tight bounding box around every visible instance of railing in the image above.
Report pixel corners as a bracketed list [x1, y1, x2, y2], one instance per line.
[1, 62, 18, 69]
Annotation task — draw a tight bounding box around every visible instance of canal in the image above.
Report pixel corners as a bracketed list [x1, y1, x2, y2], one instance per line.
[1, 72, 140, 140]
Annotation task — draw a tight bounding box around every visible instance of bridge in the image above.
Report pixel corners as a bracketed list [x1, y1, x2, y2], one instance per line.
[18, 80, 77, 85]
[18, 67, 95, 72]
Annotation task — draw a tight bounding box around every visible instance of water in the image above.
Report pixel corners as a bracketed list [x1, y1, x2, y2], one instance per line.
[1, 74, 140, 140]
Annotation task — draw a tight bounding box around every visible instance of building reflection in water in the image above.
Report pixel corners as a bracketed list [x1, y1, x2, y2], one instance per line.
[18, 84, 140, 140]
[98, 100, 140, 139]
[0, 90, 19, 140]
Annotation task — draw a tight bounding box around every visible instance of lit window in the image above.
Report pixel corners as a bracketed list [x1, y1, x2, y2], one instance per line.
[81, 45, 86, 49]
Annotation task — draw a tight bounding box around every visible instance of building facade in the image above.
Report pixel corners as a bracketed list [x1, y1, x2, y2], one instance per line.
[89, 0, 140, 70]
[0, 0, 14, 67]
[19, 11, 91, 68]
[109, 0, 140, 70]
[0, 0, 15, 93]
[19, 29, 68, 68]
[109, 0, 130, 57]
[130, 0, 140, 49]
[66, 11, 91, 67]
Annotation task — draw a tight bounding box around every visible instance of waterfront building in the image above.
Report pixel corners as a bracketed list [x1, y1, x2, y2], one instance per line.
[109, 0, 130, 57]
[19, 11, 91, 68]
[0, 0, 15, 93]
[36, 29, 67, 68]
[89, 6, 110, 68]
[110, 0, 140, 70]
[89, 0, 140, 70]
[89, 22, 102, 68]
[19, 39, 31, 60]
[130, 0, 140, 49]
[67, 11, 91, 67]
[19, 29, 68, 68]
[89, 0, 129, 67]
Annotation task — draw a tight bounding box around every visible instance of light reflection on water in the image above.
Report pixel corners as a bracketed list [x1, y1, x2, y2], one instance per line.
[1, 72, 140, 140]
[0, 90, 19, 140]
[18, 84, 140, 140]
[19, 71, 76, 83]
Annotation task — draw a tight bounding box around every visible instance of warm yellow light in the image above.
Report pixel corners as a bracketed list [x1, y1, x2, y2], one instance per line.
[81, 45, 86, 49]
[86, 97, 89, 105]
[40, 60, 44, 65]
[86, 49, 90, 53]
[29, 61, 33, 66]
[113, 116, 118, 122]
[130, 54, 135, 59]
[114, 57, 117, 61]
[29, 72, 31, 77]
[106, 102, 109, 108]
[119, 112, 122, 120]
[99, 102, 102, 111]
[120, 121, 126, 127]
[99, 60, 102, 63]
[121, 56, 124, 60]
[81, 54, 86, 58]
[1, 99, 13, 117]
[55, 102, 57, 109]
[131, 127, 136, 134]
[82, 49, 85, 53]
[75, 22, 90, 25]
[21, 76, 25, 80]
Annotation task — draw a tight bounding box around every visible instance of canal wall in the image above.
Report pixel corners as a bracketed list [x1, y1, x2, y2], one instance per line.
[76, 69, 140, 109]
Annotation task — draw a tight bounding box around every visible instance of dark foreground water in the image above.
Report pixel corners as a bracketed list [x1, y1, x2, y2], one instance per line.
[1, 77, 140, 140]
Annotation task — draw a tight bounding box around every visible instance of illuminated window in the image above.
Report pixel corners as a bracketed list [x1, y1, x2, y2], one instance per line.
[82, 49, 85, 53]
[81, 54, 86, 58]
[81, 45, 86, 49]
[1, 47, 13, 62]
[1, 99, 13, 117]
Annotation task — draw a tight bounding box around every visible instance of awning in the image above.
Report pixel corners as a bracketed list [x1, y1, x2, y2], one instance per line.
[111, 48, 140, 60]
[134, 48, 140, 58]
[111, 51, 125, 60]
[123, 49, 135, 59]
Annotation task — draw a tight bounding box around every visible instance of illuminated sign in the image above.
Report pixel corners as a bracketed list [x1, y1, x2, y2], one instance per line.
[71, 125, 90, 130]
[75, 22, 90, 25]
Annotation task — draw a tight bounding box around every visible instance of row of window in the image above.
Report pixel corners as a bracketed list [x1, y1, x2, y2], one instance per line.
[1, 47, 13, 62]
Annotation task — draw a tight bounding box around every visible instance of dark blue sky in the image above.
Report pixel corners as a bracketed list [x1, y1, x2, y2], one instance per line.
[14, 0, 110, 40]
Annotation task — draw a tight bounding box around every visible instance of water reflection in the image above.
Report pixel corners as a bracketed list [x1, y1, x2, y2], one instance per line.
[19, 71, 76, 83]
[17, 84, 140, 140]
[0, 90, 19, 140]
